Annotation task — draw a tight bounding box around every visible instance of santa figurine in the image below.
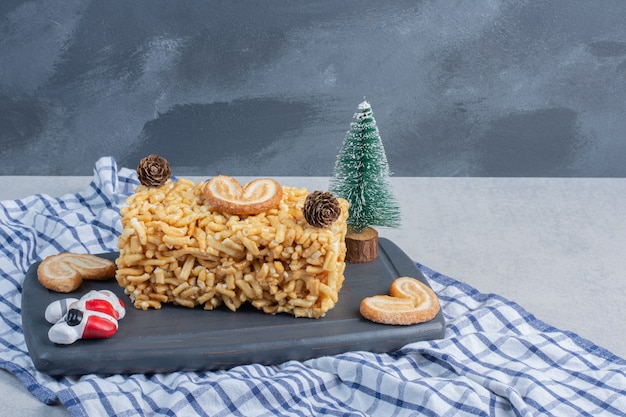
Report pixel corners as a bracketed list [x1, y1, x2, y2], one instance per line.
[45, 290, 126, 345]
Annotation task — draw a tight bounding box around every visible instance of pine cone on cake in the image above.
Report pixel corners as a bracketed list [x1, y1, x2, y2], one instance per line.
[137, 154, 171, 187]
[303, 191, 341, 228]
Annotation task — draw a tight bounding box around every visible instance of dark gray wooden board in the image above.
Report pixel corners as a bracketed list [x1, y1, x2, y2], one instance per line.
[22, 238, 445, 376]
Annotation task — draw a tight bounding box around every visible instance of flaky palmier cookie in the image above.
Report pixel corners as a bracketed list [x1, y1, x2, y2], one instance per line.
[360, 276, 440, 325]
[203, 175, 283, 215]
[37, 252, 116, 293]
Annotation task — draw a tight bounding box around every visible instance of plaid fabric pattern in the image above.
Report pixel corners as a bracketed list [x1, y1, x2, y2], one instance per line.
[1, 157, 625, 416]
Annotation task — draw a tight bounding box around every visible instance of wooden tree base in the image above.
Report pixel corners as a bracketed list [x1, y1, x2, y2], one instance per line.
[345, 227, 378, 263]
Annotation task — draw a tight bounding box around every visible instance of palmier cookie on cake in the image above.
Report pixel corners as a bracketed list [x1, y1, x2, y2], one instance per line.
[37, 252, 116, 293]
[203, 175, 282, 215]
[360, 277, 440, 325]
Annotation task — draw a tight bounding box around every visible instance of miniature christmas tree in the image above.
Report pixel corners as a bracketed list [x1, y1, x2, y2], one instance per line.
[329, 100, 401, 262]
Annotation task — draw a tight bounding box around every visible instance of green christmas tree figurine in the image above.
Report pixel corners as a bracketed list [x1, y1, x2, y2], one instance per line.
[329, 100, 401, 262]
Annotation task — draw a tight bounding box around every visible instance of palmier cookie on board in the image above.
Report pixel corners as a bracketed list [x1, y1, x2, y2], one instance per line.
[360, 277, 440, 325]
[37, 252, 116, 293]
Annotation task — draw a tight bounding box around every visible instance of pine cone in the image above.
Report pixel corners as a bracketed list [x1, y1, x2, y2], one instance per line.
[303, 191, 341, 228]
[137, 154, 171, 188]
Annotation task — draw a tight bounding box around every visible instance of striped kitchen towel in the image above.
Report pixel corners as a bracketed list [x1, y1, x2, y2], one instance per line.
[1, 157, 625, 416]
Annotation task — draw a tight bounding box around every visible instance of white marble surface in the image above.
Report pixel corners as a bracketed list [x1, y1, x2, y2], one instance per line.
[2, 176, 625, 416]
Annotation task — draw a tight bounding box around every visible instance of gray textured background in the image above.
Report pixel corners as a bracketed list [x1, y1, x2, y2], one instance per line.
[1, 1, 625, 177]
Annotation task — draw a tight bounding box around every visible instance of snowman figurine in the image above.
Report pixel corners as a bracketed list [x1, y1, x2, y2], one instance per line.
[45, 290, 126, 345]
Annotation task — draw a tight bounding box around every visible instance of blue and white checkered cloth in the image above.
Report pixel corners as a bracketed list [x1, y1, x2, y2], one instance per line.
[1, 157, 625, 416]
